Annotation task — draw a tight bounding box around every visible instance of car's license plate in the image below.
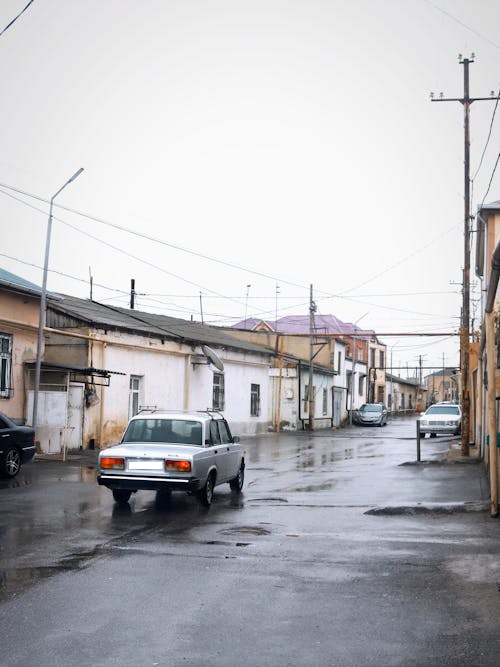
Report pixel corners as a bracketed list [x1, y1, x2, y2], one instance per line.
[128, 460, 163, 471]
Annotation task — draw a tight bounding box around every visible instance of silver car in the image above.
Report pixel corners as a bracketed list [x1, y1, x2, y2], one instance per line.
[97, 411, 244, 506]
[419, 403, 461, 437]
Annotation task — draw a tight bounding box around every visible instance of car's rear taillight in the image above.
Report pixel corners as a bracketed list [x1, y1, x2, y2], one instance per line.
[165, 459, 191, 472]
[100, 457, 125, 470]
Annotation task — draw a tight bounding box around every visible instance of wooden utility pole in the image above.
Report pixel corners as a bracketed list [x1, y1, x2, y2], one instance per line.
[432, 54, 496, 456]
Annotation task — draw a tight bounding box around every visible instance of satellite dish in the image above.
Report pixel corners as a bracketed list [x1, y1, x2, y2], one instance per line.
[201, 345, 224, 372]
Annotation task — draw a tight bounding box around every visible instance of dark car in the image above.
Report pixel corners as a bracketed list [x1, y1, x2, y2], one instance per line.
[0, 412, 36, 478]
[354, 403, 388, 427]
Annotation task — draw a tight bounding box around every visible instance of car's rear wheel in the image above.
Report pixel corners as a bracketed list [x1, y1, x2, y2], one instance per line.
[112, 489, 132, 504]
[229, 463, 244, 492]
[198, 472, 215, 507]
[2, 447, 21, 478]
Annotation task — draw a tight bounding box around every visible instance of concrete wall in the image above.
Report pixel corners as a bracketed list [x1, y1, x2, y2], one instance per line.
[45, 327, 272, 447]
[0, 290, 39, 422]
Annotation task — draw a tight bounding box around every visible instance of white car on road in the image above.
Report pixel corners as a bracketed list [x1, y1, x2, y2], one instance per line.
[97, 410, 244, 506]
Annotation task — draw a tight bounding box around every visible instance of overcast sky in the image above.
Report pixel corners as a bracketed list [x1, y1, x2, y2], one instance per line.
[1, 0, 499, 375]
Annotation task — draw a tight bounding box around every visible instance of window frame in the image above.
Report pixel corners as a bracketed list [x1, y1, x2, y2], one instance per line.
[212, 373, 225, 411]
[0, 333, 13, 398]
[250, 383, 260, 417]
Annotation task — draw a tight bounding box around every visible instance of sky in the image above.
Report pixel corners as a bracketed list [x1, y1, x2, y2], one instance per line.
[1, 0, 500, 378]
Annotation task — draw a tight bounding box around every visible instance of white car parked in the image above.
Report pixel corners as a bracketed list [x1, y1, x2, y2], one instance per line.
[419, 403, 461, 437]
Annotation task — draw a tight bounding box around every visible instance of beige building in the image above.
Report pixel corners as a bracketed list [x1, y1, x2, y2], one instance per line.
[0, 268, 41, 424]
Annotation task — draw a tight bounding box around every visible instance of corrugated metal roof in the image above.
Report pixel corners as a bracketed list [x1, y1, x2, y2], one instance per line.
[0, 267, 42, 295]
[47, 294, 274, 356]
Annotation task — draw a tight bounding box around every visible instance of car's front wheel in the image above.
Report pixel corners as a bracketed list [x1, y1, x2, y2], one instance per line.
[198, 472, 215, 507]
[2, 447, 21, 478]
[112, 489, 132, 504]
[229, 462, 245, 493]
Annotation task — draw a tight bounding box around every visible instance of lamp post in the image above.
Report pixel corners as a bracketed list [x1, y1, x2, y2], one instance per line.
[32, 168, 84, 429]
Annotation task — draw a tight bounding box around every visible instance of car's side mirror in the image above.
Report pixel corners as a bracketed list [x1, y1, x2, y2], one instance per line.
[233, 436, 240, 443]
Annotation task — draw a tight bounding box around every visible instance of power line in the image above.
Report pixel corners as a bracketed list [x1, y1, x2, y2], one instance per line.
[0, 0, 35, 37]
[0, 180, 468, 303]
[422, 0, 500, 51]
[472, 90, 500, 181]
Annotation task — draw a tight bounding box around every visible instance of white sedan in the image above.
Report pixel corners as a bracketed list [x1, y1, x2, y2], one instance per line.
[419, 403, 461, 437]
[97, 411, 244, 506]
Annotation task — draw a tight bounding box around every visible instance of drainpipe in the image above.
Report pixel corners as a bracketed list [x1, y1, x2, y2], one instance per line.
[184, 354, 191, 410]
[484, 240, 500, 517]
[298, 360, 303, 430]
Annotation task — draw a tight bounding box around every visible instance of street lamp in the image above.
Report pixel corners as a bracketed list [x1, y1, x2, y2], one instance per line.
[32, 168, 84, 429]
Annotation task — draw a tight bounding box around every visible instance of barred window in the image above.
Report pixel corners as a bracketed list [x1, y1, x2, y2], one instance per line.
[213, 373, 225, 411]
[250, 383, 260, 416]
[0, 333, 12, 398]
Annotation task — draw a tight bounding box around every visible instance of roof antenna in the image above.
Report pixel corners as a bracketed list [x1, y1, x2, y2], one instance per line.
[130, 279, 135, 309]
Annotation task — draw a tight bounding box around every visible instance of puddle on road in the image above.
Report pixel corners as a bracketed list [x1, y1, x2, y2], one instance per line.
[0, 476, 32, 490]
[0, 550, 95, 600]
[81, 466, 97, 483]
[277, 481, 337, 493]
[220, 525, 271, 536]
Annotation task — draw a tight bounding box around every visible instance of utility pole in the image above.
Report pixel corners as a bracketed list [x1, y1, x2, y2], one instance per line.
[308, 284, 316, 430]
[432, 54, 496, 456]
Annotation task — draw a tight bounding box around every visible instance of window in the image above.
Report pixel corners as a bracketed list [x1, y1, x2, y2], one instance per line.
[0, 333, 12, 398]
[358, 375, 364, 396]
[370, 348, 375, 368]
[250, 383, 260, 416]
[322, 388, 328, 415]
[210, 420, 221, 444]
[379, 350, 385, 369]
[213, 373, 225, 410]
[337, 351, 342, 373]
[129, 376, 142, 418]
[218, 419, 232, 443]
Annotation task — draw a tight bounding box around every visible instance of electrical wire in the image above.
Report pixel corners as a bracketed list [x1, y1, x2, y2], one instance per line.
[0, 181, 465, 303]
[472, 90, 500, 182]
[0, 0, 35, 37]
[479, 153, 500, 211]
[0, 251, 129, 296]
[422, 0, 500, 51]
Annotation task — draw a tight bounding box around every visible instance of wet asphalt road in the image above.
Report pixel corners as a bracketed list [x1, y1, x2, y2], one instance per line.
[1, 416, 500, 666]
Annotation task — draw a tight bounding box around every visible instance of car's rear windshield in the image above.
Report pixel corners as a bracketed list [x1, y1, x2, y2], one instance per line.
[360, 404, 382, 412]
[122, 418, 203, 446]
[426, 405, 460, 415]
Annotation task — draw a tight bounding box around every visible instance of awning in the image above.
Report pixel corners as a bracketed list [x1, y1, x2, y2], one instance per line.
[26, 362, 126, 387]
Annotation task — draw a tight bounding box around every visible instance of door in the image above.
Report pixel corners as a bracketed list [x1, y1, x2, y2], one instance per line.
[209, 420, 231, 482]
[333, 388, 343, 427]
[218, 419, 241, 480]
[66, 384, 84, 450]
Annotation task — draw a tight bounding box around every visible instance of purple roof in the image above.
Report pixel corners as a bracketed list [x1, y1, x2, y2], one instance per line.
[232, 313, 373, 336]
